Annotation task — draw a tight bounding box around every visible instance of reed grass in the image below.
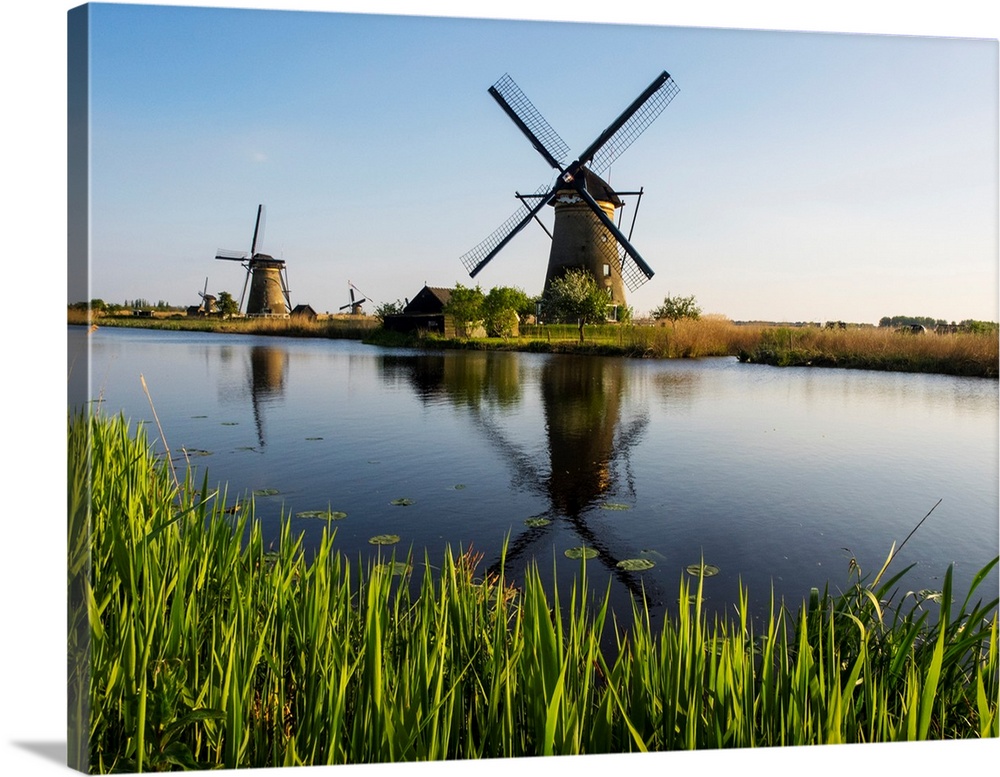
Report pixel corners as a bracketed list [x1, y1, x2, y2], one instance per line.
[67, 309, 379, 340]
[71, 308, 997, 377]
[72, 411, 998, 771]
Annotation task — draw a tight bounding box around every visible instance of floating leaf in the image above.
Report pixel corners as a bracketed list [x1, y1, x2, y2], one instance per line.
[374, 561, 411, 576]
[253, 488, 280, 496]
[564, 546, 598, 560]
[686, 562, 720, 578]
[390, 498, 414, 506]
[305, 437, 323, 441]
[369, 534, 401, 546]
[600, 502, 631, 511]
[916, 589, 944, 603]
[617, 558, 655, 571]
[191, 415, 208, 419]
[296, 509, 347, 520]
[524, 517, 551, 528]
[234, 446, 257, 452]
[220, 422, 239, 426]
[450, 484, 467, 490]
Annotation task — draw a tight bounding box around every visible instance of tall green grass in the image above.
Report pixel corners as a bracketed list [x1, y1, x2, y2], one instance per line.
[72, 412, 999, 772]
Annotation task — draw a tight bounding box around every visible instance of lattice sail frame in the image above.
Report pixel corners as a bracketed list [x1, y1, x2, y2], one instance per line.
[586, 213, 649, 293]
[459, 182, 553, 276]
[490, 74, 571, 167]
[587, 76, 679, 176]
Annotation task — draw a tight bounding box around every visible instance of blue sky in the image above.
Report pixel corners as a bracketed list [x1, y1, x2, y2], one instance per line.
[72, 1, 997, 324]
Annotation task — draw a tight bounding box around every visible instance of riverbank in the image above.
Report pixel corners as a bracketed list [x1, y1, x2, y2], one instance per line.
[69, 310, 999, 378]
[70, 411, 998, 770]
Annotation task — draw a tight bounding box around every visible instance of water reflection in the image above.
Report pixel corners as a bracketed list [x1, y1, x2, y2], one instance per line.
[222, 345, 288, 447]
[380, 352, 659, 599]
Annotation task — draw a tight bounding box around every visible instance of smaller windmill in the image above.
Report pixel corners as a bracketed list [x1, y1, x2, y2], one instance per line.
[215, 204, 291, 316]
[339, 282, 367, 315]
[196, 277, 217, 315]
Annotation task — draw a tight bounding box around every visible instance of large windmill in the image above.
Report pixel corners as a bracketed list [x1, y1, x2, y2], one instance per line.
[460, 71, 679, 308]
[215, 204, 291, 316]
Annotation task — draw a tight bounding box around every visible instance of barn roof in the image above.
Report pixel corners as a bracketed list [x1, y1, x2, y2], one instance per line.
[403, 286, 452, 315]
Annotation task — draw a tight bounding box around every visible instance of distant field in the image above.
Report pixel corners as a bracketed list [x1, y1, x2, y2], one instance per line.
[69, 310, 998, 378]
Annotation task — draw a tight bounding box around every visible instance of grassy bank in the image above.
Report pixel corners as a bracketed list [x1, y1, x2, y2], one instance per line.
[72, 309, 998, 377]
[68, 308, 380, 340]
[369, 317, 999, 378]
[69, 412, 998, 771]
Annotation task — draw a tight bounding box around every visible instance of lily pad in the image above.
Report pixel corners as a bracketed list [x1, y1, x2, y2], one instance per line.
[916, 589, 944, 603]
[524, 517, 551, 528]
[616, 558, 655, 571]
[180, 448, 212, 457]
[564, 546, 598, 560]
[390, 498, 414, 507]
[600, 502, 631, 511]
[305, 437, 323, 441]
[369, 534, 401, 546]
[296, 509, 347, 520]
[374, 561, 411, 576]
[220, 421, 239, 426]
[450, 484, 467, 490]
[191, 415, 208, 419]
[253, 488, 280, 496]
[685, 562, 720, 578]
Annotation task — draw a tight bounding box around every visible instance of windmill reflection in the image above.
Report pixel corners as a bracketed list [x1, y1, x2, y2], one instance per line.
[246, 345, 288, 447]
[379, 351, 654, 599]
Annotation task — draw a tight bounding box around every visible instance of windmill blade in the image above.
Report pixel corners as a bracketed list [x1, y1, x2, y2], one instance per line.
[575, 185, 655, 289]
[460, 183, 554, 277]
[489, 74, 571, 171]
[577, 71, 679, 176]
[250, 204, 266, 256]
[216, 249, 248, 261]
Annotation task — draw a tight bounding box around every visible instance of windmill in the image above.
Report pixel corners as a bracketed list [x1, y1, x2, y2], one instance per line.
[215, 204, 291, 316]
[196, 277, 217, 315]
[338, 282, 367, 315]
[459, 71, 679, 309]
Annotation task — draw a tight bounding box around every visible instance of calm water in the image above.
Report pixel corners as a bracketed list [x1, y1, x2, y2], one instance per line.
[72, 325, 999, 627]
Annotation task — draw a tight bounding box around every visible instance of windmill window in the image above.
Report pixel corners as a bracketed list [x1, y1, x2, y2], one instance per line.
[603, 263, 611, 277]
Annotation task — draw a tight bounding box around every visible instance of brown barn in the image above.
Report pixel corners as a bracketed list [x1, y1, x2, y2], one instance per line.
[382, 286, 455, 336]
[290, 304, 317, 321]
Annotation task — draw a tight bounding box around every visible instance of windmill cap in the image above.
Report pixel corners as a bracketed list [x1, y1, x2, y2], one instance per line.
[553, 167, 622, 207]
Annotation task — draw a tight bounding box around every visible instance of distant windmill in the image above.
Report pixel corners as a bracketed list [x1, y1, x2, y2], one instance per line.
[338, 282, 367, 315]
[460, 71, 679, 308]
[196, 277, 217, 315]
[215, 204, 291, 316]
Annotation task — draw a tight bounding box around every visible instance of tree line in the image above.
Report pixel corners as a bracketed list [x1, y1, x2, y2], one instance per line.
[375, 270, 702, 343]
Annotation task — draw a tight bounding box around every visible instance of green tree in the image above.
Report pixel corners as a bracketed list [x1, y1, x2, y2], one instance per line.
[443, 283, 485, 336]
[652, 293, 701, 329]
[483, 285, 531, 339]
[216, 291, 239, 318]
[374, 299, 404, 320]
[542, 269, 611, 342]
